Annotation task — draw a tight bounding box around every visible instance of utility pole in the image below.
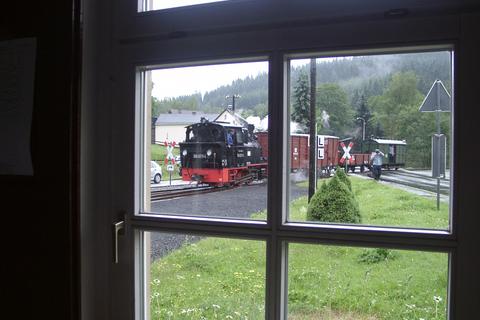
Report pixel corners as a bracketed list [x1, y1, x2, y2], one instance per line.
[308, 59, 317, 202]
[356, 117, 366, 140]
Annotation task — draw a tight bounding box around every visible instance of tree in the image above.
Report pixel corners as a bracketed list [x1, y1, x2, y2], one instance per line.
[316, 83, 354, 137]
[151, 97, 161, 117]
[368, 71, 449, 168]
[369, 71, 424, 138]
[291, 71, 310, 132]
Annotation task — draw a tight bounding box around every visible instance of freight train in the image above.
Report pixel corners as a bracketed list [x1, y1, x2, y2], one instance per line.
[179, 118, 406, 186]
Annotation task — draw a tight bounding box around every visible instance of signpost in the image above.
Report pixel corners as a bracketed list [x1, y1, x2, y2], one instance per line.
[419, 80, 451, 210]
[164, 140, 177, 186]
[339, 141, 355, 172]
[317, 135, 324, 160]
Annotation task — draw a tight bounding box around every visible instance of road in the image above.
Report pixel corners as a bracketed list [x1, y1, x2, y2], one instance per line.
[150, 180, 307, 218]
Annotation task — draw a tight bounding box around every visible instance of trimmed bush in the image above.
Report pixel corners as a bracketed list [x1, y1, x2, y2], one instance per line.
[307, 176, 361, 223]
[334, 167, 352, 191]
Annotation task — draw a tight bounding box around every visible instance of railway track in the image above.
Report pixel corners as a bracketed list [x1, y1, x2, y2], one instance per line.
[151, 185, 228, 201]
[355, 169, 450, 195]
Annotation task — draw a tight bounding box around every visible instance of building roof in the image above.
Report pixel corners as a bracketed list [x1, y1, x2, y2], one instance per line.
[155, 111, 219, 126]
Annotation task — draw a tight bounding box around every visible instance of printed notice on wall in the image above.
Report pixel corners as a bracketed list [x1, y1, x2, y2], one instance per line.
[0, 38, 36, 176]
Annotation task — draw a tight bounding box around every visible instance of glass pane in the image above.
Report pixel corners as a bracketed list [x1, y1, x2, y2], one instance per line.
[142, 61, 269, 220]
[142, 0, 228, 12]
[288, 243, 449, 320]
[288, 50, 452, 230]
[143, 231, 266, 319]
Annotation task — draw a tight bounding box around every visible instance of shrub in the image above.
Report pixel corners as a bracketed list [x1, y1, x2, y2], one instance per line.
[307, 176, 361, 223]
[334, 167, 351, 191]
[357, 248, 397, 264]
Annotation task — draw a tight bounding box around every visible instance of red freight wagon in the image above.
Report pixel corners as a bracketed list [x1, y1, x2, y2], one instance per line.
[255, 132, 340, 174]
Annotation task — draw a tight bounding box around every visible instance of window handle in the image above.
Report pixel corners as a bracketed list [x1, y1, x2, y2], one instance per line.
[113, 220, 125, 264]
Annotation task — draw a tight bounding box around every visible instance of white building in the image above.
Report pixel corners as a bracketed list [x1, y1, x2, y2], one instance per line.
[154, 110, 219, 144]
[214, 108, 250, 127]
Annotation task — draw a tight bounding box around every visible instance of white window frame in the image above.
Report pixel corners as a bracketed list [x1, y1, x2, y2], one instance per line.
[81, 1, 480, 319]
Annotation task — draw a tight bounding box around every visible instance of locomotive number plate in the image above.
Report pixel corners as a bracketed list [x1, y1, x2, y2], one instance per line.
[193, 154, 207, 159]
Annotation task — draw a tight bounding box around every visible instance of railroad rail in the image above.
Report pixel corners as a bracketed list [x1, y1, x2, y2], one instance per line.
[354, 169, 450, 195]
[151, 185, 228, 201]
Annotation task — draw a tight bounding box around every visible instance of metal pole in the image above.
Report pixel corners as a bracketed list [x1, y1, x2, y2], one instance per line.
[362, 120, 366, 141]
[308, 59, 317, 202]
[436, 81, 441, 210]
[356, 117, 365, 141]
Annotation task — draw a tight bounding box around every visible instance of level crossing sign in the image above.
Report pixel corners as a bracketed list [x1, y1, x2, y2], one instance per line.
[339, 141, 355, 165]
[164, 141, 176, 165]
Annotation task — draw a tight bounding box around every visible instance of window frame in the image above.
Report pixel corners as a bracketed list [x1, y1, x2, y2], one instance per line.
[81, 2, 480, 319]
[129, 45, 457, 320]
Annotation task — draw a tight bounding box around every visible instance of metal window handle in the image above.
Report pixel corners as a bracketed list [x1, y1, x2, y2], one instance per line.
[113, 220, 125, 264]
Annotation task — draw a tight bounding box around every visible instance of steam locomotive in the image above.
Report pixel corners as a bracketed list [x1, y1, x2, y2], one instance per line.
[179, 118, 267, 186]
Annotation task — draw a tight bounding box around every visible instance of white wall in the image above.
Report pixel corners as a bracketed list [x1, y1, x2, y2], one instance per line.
[155, 125, 186, 144]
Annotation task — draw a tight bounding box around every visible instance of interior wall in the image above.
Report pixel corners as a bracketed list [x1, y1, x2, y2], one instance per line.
[0, 1, 79, 320]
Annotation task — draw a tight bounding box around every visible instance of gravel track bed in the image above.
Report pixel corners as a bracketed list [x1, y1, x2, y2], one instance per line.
[149, 181, 308, 261]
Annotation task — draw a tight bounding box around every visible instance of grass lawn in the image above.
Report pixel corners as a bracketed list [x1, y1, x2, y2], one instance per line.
[149, 177, 449, 320]
[295, 176, 449, 229]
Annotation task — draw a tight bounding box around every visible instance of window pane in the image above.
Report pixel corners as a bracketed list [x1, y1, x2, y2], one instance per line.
[288, 243, 449, 320]
[142, 61, 269, 220]
[143, 231, 266, 319]
[142, 0, 228, 12]
[288, 50, 452, 230]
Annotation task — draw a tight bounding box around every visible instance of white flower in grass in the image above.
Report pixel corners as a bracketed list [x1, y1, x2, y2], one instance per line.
[153, 278, 160, 285]
[212, 304, 221, 309]
[152, 292, 160, 298]
[434, 296, 443, 303]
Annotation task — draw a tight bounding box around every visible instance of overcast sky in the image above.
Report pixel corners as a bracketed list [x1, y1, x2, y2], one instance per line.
[151, 60, 314, 100]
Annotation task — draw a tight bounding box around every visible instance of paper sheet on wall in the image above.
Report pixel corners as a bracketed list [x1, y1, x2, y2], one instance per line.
[0, 38, 36, 175]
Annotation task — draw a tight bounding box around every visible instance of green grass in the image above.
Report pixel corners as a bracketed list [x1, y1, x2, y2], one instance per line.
[295, 176, 449, 229]
[149, 177, 449, 319]
[150, 239, 266, 319]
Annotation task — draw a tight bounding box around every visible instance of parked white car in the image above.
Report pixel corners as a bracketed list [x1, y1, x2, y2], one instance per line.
[150, 161, 162, 184]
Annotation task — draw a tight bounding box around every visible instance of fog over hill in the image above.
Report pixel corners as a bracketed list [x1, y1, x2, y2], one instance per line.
[152, 51, 451, 119]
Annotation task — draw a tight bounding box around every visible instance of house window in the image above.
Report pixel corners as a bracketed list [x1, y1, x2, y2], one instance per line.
[142, 231, 266, 319]
[140, 60, 269, 220]
[287, 48, 453, 231]
[131, 47, 455, 320]
[87, 2, 480, 319]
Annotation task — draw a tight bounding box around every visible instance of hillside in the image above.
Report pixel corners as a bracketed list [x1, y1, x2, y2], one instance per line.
[152, 51, 450, 118]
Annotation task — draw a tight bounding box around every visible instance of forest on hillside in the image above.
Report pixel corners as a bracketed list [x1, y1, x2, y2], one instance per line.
[152, 51, 452, 168]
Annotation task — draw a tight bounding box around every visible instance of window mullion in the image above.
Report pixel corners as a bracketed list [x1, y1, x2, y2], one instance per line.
[265, 50, 286, 320]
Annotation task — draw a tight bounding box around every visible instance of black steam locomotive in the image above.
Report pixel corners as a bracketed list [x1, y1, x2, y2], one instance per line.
[179, 118, 267, 186]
